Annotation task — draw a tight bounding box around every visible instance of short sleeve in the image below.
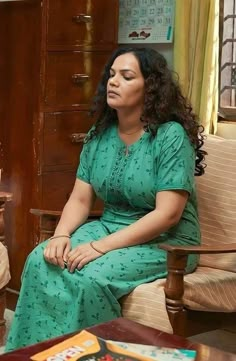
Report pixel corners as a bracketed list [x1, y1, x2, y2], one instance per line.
[155, 123, 195, 194]
[76, 142, 90, 183]
[76, 126, 96, 183]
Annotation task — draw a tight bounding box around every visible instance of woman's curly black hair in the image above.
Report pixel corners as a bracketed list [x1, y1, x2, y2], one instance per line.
[89, 47, 206, 176]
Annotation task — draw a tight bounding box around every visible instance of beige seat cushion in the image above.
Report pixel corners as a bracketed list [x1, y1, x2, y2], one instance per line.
[0, 242, 11, 289]
[122, 279, 173, 333]
[122, 266, 236, 333]
[196, 135, 236, 272]
[183, 266, 236, 312]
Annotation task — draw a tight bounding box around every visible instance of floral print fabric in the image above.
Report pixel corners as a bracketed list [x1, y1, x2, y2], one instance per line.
[6, 122, 200, 351]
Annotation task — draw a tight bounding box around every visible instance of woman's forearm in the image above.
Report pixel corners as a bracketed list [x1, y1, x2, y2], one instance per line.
[96, 208, 179, 253]
[53, 198, 90, 237]
[52, 178, 96, 238]
[95, 190, 188, 253]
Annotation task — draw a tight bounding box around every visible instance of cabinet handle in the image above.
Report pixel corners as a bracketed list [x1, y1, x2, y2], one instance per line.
[70, 133, 87, 143]
[71, 74, 90, 85]
[72, 14, 92, 23]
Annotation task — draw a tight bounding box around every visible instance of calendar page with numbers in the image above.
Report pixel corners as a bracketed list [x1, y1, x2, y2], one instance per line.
[118, 0, 175, 44]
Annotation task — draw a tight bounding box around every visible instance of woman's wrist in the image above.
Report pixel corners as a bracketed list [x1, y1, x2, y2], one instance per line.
[53, 229, 71, 237]
[90, 241, 106, 255]
[49, 234, 71, 241]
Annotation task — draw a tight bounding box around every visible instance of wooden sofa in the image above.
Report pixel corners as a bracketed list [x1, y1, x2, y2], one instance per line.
[31, 135, 236, 337]
[0, 192, 12, 326]
[122, 135, 236, 336]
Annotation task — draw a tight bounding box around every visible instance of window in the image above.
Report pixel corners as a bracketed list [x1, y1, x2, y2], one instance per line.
[219, 0, 236, 120]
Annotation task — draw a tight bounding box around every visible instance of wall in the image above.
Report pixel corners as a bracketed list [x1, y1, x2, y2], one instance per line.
[120, 43, 173, 68]
[217, 122, 236, 139]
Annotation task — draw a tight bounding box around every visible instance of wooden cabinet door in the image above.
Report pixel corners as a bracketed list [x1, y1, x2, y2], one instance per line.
[47, 0, 118, 50]
[42, 111, 94, 172]
[40, 111, 103, 213]
[40, 171, 103, 214]
[44, 51, 110, 108]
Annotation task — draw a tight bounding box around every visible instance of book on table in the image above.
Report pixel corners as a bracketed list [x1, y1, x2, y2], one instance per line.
[31, 330, 196, 361]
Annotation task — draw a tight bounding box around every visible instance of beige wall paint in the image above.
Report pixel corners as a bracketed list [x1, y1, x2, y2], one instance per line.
[217, 122, 236, 139]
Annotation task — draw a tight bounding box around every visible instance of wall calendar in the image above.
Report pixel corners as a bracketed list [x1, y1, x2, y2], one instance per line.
[118, 0, 175, 44]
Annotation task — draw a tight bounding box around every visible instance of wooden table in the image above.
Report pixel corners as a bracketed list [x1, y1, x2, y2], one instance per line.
[0, 318, 235, 361]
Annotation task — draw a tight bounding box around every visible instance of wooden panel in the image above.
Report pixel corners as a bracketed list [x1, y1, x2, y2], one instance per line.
[42, 111, 94, 172]
[0, 0, 117, 309]
[0, 0, 42, 295]
[40, 171, 103, 213]
[47, 0, 118, 50]
[41, 171, 75, 210]
[44, 51, 110, 107]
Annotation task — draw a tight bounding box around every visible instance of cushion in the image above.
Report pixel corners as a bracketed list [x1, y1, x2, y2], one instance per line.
[121, 279, 173, 333]
[122, 266, 236, 333]
[0, 242, 11, 289]
[183, 266, 236, 311]
[196, 135, 236, 272]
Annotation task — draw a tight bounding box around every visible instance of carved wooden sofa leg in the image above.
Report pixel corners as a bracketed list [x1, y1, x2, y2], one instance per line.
[160, 243, 236, 337]
[0, 192, 13, 328]
[163, 251, 188, 336]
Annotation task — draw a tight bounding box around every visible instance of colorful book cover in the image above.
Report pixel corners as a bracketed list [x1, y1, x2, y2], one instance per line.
[31, 330, 196, 361]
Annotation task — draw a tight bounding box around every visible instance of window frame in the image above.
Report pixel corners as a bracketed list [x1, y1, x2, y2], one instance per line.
[219, 0, 236, 121]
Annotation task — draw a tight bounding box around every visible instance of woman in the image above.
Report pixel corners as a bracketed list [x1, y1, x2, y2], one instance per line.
[6, 47, 206, 351]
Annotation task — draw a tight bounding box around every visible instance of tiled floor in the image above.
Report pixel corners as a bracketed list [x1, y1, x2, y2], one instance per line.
[0, 309, 236, 355]
[189, 326, 236, 354]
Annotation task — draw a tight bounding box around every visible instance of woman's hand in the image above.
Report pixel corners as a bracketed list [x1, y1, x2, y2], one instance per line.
[43, 236, 71, 269]
[66, 242, 103, 272]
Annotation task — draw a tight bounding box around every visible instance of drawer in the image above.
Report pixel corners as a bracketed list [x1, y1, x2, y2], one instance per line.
[44, 51, 110, 107]
[42, 111, 94, 172]
[40, 171, 103, 214]
[47, 0, 118, 50]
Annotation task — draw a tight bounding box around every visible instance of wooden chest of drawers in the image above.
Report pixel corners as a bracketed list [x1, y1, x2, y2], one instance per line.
[0, 0, 118, 307]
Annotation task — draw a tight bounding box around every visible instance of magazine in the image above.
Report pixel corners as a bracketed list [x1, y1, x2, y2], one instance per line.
[31, 330, 196, 361]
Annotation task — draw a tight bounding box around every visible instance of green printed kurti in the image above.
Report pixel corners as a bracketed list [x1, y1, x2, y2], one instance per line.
[6, 122, 201, 351]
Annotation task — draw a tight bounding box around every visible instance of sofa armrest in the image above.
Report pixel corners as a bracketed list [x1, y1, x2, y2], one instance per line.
[30, 209, 62, 243]
[30, 208, 62, 217]
[157, 242, 236, 330]
[159, 243, 236, 255]
[30, 209, 99, 244]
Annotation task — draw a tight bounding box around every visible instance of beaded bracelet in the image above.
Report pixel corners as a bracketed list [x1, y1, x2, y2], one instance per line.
[90, 241, 106, 255]
[49, 235, 71, 240]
